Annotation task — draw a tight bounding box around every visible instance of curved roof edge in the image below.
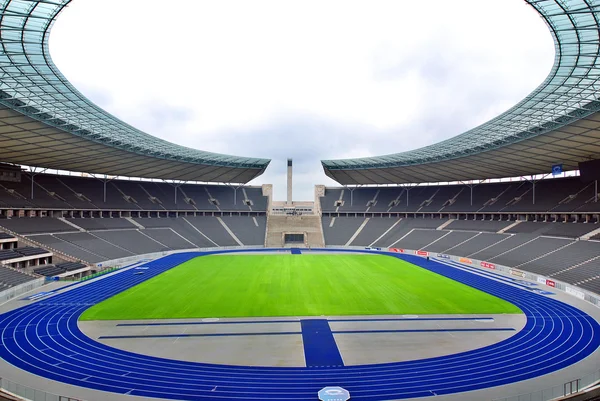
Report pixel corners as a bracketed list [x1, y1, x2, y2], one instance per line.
[322, 0, 600, 183]
[0, 0, 270, 183]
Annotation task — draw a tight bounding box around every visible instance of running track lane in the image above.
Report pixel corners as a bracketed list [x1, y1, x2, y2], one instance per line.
[0, 250, 599, 400]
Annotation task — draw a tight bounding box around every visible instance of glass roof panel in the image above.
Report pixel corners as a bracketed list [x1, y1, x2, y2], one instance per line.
[0, 0, 270, 170]
[323, 0, 600, 170]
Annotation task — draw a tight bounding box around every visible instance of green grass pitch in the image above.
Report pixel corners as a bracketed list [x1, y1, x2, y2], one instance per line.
[80, 254, 521, 320]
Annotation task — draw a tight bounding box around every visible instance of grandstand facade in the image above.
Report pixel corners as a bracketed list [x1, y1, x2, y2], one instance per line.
[0, 0, 599, 400]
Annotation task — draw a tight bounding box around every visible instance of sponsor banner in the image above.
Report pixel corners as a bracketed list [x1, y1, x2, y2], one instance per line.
[509, 269, 526, 278]
[537, 277, 547, 285]
[546, 279, 556, 288]
[459, 257, 473, 264]
[364, 247, 381, 251]
[566, 286, 585, 300]
[388, 248, 404, 253]
[437, 254, 450, 259]
[480, 262, 495, 269]
[415, 250, 429, 257]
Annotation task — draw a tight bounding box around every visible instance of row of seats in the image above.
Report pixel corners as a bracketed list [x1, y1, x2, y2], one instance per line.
[394, 230, 600, 294]
[0, 266, 37, 288]
[57, 262, 87, 271]
[1, 173, 596, 213]
[16, 247, 48, 256]
[320, 177, 600, 213]
[24, 216, 267, 264]
[0, 249, 20, 261]
[0, 173, 268, 211]
[33, 262, 86, 277]
[0, 246, 47, 261]
[322, 217, 599, 248]
[33, 265, 64, 277]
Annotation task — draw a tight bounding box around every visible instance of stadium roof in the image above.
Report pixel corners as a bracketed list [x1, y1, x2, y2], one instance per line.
[0, 0, 270, 184]
[323, 0, 600, 185]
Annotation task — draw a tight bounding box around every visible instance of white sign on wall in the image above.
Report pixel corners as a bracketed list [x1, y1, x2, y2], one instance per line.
[566, 286, 585, 300]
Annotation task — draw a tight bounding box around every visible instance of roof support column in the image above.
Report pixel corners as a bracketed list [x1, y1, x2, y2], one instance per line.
[28, 167, 48, 200]
[226, 184, 244, 206]
[163, 181, 186, 205]
[460, 180, 485, 207]
[521, 173, 550, 206]
[405, 186, 414, 207]
[173, 183, 182, 205]
[343, 185, 360, 207]
[91, 174, 116, 204]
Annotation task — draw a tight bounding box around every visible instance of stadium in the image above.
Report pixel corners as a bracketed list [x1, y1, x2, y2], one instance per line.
[0, 0, 599, 400]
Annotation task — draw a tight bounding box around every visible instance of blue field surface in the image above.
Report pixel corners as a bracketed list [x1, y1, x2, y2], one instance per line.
[0, 249, 598, 401]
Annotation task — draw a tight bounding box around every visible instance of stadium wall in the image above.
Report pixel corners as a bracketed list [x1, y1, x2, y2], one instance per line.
[95, 245, 266, 269]
[0, 276, 44, 305]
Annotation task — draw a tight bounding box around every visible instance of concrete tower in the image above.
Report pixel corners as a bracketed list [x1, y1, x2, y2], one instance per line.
[287, 158, 293, 205]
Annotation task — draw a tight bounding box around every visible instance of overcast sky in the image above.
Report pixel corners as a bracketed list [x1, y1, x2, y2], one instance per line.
[49, 0, 554, 201]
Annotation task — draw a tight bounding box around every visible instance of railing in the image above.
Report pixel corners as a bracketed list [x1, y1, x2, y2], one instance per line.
[493, 369, 600, 401]
[59, 267, 119, 282]
[0, 377, 82, 401]
[93, 245, 265, 268]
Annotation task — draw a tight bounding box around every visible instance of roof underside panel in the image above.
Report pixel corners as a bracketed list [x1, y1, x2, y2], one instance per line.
[323, 0, 600, 185]
[0, 0, 269, 183]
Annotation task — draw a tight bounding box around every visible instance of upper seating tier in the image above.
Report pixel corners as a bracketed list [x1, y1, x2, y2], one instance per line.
[0, 173, 268, 212]
[320, 177, 600, 214]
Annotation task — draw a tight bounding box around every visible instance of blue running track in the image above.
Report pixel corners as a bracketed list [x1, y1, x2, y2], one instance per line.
[0, 249, 599, 400]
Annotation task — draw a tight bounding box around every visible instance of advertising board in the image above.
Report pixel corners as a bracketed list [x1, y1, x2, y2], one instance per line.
[388, 248, 404, 253]
[566, 286, 585, 300]
[509, 269, 526, 278]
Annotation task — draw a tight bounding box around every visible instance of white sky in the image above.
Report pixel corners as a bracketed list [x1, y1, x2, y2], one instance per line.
[49, 0, 554, 201]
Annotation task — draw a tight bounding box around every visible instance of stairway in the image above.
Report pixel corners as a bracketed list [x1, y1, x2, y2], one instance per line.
[265, 215, 325, 248]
